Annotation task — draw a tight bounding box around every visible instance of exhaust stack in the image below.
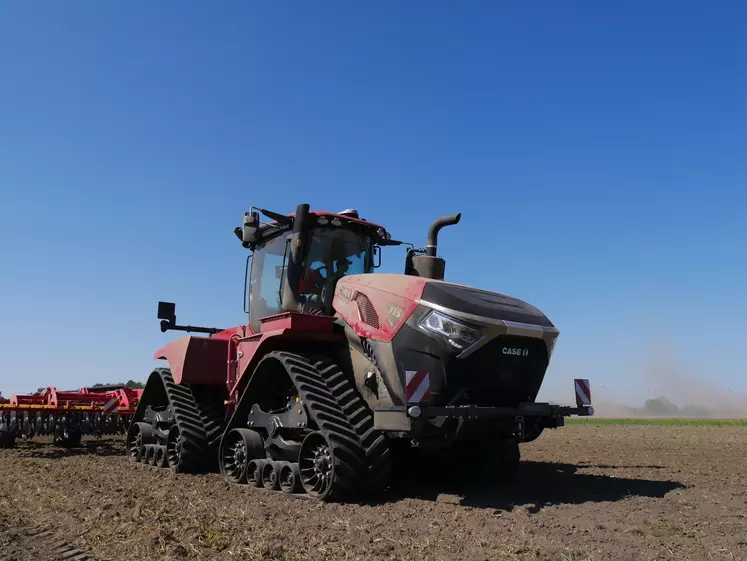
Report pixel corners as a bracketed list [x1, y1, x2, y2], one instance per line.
[410, 213, 462, 280]
[281, 203, 310, 313]
[426, 213, 461, 257]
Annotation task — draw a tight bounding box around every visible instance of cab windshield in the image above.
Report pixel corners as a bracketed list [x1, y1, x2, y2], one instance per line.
[299, 228, 372, 314]
[248, 227, 373, 331]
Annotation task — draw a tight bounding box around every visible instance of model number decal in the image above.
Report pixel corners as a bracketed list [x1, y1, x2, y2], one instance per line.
[387, 304, 403, 327]
[503, 347, 529, 357]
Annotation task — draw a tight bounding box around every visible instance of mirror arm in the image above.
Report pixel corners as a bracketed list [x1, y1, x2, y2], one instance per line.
[157, 300, 224, 337]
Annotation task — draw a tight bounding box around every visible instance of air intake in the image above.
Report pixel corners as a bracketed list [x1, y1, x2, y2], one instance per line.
[355, 294, 379, 329]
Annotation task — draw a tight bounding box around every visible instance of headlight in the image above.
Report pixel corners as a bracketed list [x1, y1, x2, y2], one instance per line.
[420, 310, 482, 351]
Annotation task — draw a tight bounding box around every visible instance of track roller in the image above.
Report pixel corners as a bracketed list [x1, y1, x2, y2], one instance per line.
[261, 461, 281, 491]
[219, 428, 264, 484]
[142, 445, 153, 464]
[126, 422, 154, 463]
[247, 459, 265, 487]
[279, 462, 301, 494]
[155, 445, 167, 468]
[146, 445, 158, 466]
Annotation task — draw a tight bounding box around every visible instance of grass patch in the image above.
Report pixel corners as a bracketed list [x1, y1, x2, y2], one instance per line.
[566, 417, 747, 426]
[198, 522, 230, 552]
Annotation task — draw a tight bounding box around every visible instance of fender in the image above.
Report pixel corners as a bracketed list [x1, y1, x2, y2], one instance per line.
[233, 314, 343, 398]
[153, 326, 245, 386]
[207, 313, 345, 428]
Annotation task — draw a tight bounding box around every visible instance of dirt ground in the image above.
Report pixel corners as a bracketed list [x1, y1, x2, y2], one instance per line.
[1, 425, 745, 561]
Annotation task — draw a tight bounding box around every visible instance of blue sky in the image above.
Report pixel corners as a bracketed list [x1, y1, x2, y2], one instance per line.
[1, 1, 745, 408]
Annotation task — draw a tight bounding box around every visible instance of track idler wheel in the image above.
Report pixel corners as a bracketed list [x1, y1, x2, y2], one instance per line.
[126, 422, 154, 463]
[279, 462, 302, 494]
[166, 426, 185, 472]
[219, 428, 265, 484]
[299, 431, 340, 500]
[247, 459, 265, 487]
[261, 461, 281, 491]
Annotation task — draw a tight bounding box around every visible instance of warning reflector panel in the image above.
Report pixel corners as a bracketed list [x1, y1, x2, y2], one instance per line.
[103, 397, 119, 414]
[405, 371, 431, 403]
[574, 379, 591, 406]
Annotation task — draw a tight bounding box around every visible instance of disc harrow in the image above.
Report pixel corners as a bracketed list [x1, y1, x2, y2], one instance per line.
[0, 385, 141, 449]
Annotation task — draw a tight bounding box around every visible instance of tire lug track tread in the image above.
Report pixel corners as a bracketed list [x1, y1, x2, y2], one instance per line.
[254, 351, 392, 499]
[135, 369, 224, 474]
[17, 525, 94, 561]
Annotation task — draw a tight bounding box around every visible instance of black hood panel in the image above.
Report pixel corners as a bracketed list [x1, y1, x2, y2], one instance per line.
[421, 282, 553, 328]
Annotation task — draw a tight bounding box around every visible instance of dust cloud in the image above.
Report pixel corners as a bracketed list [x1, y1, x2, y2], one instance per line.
[593, 342, 747, 419]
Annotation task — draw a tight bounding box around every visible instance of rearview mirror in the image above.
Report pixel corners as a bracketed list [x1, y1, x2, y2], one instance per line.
[242, 211, 261, 244]
[373, 246, 382, 268]
[157, 301, 176, 323]
[157, 301, 176, 332]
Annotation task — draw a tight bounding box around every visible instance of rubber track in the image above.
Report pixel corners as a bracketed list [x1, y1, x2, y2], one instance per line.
[314, 358, 392, 494]
[273, 352, 391, 498]
[150, 368, 211, 473]
[272, 352, 369, 500]
[483, 437, 520, 482]
[191, 386, 226, 471]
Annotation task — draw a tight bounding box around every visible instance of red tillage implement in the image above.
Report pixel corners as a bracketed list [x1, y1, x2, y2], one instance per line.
[0, 385, 142, 448]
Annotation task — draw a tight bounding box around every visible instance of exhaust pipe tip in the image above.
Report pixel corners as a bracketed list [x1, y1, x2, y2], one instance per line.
[426, 212, 462, 257]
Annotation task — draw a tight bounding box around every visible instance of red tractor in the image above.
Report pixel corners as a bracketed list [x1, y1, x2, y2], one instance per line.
[127, 204, 593, 500]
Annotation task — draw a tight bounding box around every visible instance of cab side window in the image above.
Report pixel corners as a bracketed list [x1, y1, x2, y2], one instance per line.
[248, 234, 288, 332]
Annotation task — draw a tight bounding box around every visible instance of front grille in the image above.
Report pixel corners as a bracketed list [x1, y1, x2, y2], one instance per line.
[356, 294, 380, 329]
[452, 335, 549, 406]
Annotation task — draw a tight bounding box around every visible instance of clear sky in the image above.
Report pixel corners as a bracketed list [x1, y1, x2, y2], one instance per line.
[1, 1, 745, 409]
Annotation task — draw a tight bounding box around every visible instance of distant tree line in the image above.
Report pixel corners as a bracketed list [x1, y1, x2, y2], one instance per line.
[639, 396, 710, 418]
[607, 396, 712, 418]
[92, 380, 145, 390]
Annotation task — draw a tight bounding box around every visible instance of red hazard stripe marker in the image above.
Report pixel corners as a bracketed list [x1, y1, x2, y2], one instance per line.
[574, 378, 591, 406]
[405, 371, 431, 403]
[103, 397, 119, 414]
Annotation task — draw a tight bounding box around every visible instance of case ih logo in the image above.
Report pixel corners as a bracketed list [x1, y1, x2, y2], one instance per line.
[502, 347, 529, 357]
[339, 287, 355, 301]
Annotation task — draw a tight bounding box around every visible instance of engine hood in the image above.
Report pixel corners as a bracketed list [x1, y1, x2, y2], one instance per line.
[420, 281, 554, 328]
[333, 274, 554, 346]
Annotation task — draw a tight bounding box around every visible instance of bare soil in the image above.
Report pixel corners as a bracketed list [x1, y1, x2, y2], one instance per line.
[1, 425, 745, 561]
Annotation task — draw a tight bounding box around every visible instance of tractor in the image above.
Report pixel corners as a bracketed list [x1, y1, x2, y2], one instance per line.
[126, 204, 593, 500]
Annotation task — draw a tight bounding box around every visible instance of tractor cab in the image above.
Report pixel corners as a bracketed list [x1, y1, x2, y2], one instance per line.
[237, 205, 391, 332]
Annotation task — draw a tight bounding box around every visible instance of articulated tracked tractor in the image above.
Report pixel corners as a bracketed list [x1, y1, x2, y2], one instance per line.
[127, 204, 593, 500]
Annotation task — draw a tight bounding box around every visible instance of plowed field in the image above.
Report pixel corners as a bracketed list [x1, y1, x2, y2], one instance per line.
[1, 425, 745, 561]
